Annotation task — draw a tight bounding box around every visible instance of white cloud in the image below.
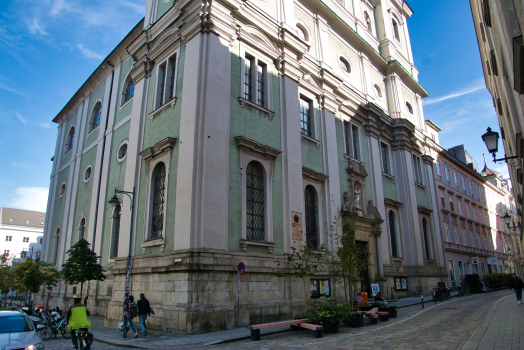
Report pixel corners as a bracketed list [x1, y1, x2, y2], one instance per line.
[423, 82, 486, 106]
[11, 162, 29, 169]
[15, 112, 27, 124]
[27, 17, 48, 36]
[77, 44, 103, 60]
[0, 75, 29, 98]
[10, 187, 49, 212]
[40, 122, 52, 128]
[50, 0, 71, 16]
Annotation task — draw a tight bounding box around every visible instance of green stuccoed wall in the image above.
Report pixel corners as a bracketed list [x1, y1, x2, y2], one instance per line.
[72, 146, 98, 242]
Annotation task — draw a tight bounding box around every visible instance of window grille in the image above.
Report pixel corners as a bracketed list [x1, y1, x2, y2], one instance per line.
[246, 162, 265, 241]
[151, 163, 166, 240]
[305, 185, 318, 249]
[300, 98, 312, 137]
[389, 211, 398, 257]
[110, 206, 120, 259]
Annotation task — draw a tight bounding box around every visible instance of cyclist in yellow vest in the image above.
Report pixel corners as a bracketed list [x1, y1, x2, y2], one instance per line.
[66, 295, 92, 349]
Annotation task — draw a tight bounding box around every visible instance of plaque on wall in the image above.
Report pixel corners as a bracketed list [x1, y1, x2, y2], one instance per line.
[291, 212, 303, 240]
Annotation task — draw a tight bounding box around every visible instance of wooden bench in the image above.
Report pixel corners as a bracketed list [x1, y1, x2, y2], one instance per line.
[249, 319, 323, 340]
[363, 307, 389, 324]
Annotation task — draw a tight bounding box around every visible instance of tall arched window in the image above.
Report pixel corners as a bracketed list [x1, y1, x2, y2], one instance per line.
[151, 162, 166, 240]
[389, 211, 398, 257]
[422, 218, 431, 259]
[123, 78, 135, 104]
[392, 18, 400, 41]
[90, 103, 102, 132]
[78, 218, 85, 241]
[305, 185, 318, 249]
[65, 127, 75, 153]
[53, 228, 60, 265]
[110, 205, 121, 258]
[246, 161, 265, 241]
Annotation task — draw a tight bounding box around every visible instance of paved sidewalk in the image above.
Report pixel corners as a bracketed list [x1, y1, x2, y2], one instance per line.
[91, 316, 289, 348]
[463, 293, 524, 349]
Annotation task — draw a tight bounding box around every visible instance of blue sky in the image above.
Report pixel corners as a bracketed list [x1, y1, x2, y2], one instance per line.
[0, 0, 506, 212]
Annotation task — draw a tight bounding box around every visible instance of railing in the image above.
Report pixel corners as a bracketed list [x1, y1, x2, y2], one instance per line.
[443, 241, 508, 259]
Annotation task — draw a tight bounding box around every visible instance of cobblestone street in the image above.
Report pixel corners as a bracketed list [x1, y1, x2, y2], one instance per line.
[38, 290, 522, 349]
[208, 290, 520, 350]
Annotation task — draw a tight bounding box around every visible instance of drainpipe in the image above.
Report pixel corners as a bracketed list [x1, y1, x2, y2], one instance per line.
[88, 60, 115, 302]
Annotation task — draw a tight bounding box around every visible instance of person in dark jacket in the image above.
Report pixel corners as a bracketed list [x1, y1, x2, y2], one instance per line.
[136, 293, 153, 336]
[510, 273, 523, 304]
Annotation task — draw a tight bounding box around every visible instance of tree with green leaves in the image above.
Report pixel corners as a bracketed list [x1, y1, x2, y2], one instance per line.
[325, 217, 372, 309]
[0, 254, 16, 307]
[275, 242, 325, 312]
[62, 239, 106, 297]
[12, 258, 60, 307]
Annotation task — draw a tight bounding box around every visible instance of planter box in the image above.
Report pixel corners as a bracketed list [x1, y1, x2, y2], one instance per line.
[378, 306, 397, 318]
[359, 305, 373, 312]
[315, 318, 340, 334]
[345, 313, 363, 328]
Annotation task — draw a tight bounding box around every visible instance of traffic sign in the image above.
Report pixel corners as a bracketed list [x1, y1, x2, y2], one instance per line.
[238, 262, 246, 273]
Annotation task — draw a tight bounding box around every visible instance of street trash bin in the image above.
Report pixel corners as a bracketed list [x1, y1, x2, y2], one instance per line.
[357, 292, 368, 306]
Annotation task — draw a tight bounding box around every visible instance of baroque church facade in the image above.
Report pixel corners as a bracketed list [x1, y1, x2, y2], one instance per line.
[41, 0, 447, 333]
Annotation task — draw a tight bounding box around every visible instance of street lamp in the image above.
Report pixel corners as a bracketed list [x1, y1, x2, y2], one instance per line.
[481, 127, 521, 167]
[503, 212, 521, 230]
[108, 187, 135, 339]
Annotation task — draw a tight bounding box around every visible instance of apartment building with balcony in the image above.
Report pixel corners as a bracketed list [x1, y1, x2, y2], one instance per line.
[436, 146, 508, 287]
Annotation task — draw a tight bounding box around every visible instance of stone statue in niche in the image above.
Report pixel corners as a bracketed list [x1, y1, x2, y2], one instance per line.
[341, 184, 363, 216]
[342, 191, 351, 211]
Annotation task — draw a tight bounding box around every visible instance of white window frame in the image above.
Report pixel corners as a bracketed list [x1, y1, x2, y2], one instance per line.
[444, 163, 451, 186]
[343, 120, 360, 161]
[466, 202, 471, 219]
[444, 221, 450, 242]
[88, 99, 103, 135]
[240, 152, 274, 243]
[120, 72, 135, 107]
[413, 155, 423, 185]
[64, 125, 76, 155]
[153, 47, 181, 111]
[449, 194, 454, 213]
[436, 159, 442, 180]
[381, 143, 392, 175]
[462, 226, 468, 245]
[453, 223, 459, 244]
[473, 206, 478, 221]
[453, 168, 459, 190]
[239, 44, 274, 111]
[470, 227, 475, 247]
[458, 198, 463, 216]
[298, 88, 319, 141]
[440, 190, 446, 208]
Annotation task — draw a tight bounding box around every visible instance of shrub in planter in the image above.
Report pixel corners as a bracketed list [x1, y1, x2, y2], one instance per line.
[306, 297, 351, 334]
[345, 313, 363, 328]
[464, 274, 482, 293]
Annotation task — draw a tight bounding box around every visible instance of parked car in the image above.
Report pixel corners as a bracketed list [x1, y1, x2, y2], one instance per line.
[0, 310, 45, 350]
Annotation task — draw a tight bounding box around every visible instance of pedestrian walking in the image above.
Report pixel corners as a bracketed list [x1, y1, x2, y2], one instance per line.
[510, 273, 523, 304]
[128, 295, 139, 338]
[136, 293, 154, 336]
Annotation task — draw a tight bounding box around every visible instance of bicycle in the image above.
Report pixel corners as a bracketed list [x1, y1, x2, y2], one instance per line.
[39, 314, 70, 340]
[75, 328, 93, 350]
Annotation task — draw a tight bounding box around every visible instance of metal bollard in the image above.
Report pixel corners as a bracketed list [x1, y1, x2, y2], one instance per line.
[421, 295, 424, 309]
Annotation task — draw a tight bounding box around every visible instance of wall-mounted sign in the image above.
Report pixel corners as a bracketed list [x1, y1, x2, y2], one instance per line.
[371, 283, 380, 296]
[291, 212, 303, 240]
[487, 257, 498, 265]
[471, 257, 479, 265]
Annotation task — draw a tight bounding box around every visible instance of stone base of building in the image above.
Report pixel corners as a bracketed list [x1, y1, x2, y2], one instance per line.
[37, 249, 447, 334]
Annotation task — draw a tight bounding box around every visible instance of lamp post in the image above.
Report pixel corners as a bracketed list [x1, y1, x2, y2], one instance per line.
[481, 127, 522, 167]
[108, 187, 135, 339]
[503, 212, 520, 230]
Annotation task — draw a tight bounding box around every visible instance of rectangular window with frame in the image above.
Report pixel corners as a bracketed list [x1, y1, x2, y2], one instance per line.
[468, 180, 474, 199]
[381, 143, 391, 175]
[413, 155, 423, 185]
[242, 52, 271, 110]
[462, 226, 468, 245]
[5, 236, 11, 242]
[449, 260, 456, 280]
[310, 279, 331, 298]
[466, 202, 471, 219]
[458, 261, 464, 277]
[436, 159, 442, 181]
[344, 122, 360, 160]
[458, 199, 463, 216]
[440, 190, 446, 208]
[449, 194, 454, 213]
[461, 174, 467, 195]
[473, 206, 478, 221]
[244, 56, 252, 100]
[453, 168, 459, 190]
[300, 98, 313, 137]
[155, 53, 178, 109]
[444, 222, 450, 241]
[475, 183, 480, 201]
[453, 223, 459, 243]
[394, 277, 408, 290]
[444, 164, 451, 186]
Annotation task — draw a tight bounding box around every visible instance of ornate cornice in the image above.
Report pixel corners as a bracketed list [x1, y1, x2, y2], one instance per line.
[302, 167, 329, 183]
[418, 206, 433, 215]
[139, 137, 177, 160]
[234, 136, 281, 160]
[385, 198, 402, 208]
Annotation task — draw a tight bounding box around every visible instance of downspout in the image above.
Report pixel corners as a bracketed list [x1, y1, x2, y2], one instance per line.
[88, 60, 115, 302]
